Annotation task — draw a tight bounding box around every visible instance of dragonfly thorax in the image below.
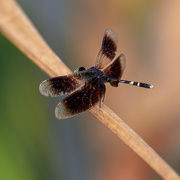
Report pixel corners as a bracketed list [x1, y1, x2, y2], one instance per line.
[86, 66, 104, 79]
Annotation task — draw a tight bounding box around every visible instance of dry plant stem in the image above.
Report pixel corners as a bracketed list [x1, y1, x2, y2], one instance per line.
[0, 0, 179, 180]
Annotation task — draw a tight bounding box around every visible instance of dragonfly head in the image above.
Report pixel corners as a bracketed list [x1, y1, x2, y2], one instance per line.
[74, 66, 86, 73]
[74, 66, 86, 80]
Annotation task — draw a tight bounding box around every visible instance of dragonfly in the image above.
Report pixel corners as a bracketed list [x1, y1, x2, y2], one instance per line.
[39, 29, 153, 119]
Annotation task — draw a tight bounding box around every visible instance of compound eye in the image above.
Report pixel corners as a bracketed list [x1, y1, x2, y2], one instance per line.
[78, 66, 86, 71]
[74, 66, 86, 73]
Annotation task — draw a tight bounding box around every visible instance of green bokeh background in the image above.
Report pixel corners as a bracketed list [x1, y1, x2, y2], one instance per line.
[0, 34, 53, 179]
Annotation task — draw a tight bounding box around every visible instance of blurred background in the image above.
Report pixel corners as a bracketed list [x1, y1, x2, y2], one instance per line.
[0, 0, 180, 179]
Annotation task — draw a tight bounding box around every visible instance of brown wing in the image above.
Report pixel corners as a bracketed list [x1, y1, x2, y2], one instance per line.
[39, 74, 84, 97]
[55, 79, 106, 119]
[103, 54, 126, 87]
[95, 29, 118, 69]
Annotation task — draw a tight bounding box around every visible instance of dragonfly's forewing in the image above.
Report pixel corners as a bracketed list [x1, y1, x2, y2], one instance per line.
[95, 29, 118, 69]
[39, 74, 84, 97]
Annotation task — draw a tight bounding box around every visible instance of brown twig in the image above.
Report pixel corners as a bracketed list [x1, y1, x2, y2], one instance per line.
[0, 0, 179, 179]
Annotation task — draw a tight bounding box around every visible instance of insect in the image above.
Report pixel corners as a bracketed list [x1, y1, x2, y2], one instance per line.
[39, 29, 153, 119]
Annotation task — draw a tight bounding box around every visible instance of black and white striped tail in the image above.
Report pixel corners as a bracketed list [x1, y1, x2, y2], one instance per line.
[119, 80, 153, 89]
[104, 76, 153, 89]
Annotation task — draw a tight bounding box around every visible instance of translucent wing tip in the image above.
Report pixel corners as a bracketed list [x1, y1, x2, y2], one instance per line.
[105, 28, 118, 44]
[55, 102, 72, 119]
[39, 80, 50, 96]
